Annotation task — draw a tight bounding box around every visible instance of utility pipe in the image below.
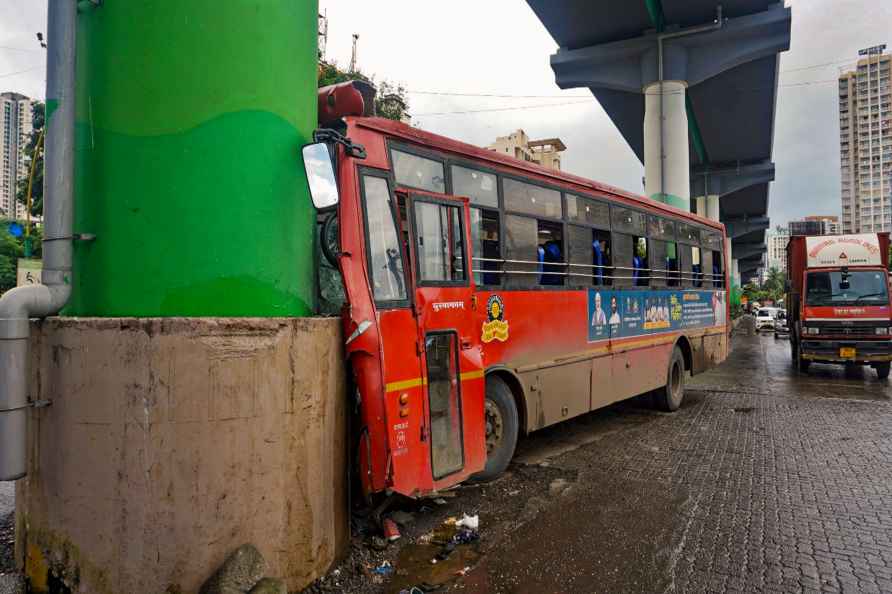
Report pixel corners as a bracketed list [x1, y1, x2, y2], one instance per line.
[654, 6, 724, 205]
[0, 0, 75, 481]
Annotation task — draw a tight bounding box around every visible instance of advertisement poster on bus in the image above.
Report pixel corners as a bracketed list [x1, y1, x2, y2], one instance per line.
[588, 289, 726, 342]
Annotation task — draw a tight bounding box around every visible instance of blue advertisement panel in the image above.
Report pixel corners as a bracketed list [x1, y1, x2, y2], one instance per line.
[587, 289, 726, 342]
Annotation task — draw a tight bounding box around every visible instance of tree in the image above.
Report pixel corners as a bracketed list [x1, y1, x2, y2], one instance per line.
[0, 221, 43, 295]
[763, 267, 785, 302]
[318, 61, 410, 123]
[16, 101, 46, 219]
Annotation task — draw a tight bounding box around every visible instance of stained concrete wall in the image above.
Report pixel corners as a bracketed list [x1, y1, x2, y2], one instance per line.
[14, 317, 347, 593]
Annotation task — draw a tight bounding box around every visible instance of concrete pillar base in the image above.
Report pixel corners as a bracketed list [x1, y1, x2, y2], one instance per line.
[16, 317, 347, 594]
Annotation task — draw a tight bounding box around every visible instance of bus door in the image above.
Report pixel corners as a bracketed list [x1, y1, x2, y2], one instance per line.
[406, 191, 487, 490]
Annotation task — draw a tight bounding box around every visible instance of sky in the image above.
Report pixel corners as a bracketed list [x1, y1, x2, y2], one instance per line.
[3, 1, 891, 229]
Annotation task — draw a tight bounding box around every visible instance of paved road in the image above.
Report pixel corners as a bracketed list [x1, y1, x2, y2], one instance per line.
[434, 318, 892, 594]
[0, 483, 11, 520]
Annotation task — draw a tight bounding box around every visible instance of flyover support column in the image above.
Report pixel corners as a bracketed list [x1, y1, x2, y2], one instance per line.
[695, 196, 706, 217]
[644, 81, 690, 211]
[706, 195, 720, 221]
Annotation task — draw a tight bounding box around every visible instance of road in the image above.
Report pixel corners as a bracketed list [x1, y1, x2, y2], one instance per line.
[333, 316, 892, 594]
[0, 484, 11, 521]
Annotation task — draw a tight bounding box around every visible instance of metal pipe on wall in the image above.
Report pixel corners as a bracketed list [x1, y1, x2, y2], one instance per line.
[0, 0, 75, 481]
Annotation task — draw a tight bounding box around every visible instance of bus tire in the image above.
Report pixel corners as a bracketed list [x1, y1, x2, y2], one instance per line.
[876, 362, 890, 380]
[472, 376, 519, 483]
[654, 346, 685, 412]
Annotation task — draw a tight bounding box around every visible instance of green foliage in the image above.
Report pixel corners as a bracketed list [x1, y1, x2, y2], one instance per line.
[317, 62, 410, 123]
[0, 220, 43, 294]
[741, 266, 785, 307]
[16, 101, 46, 218]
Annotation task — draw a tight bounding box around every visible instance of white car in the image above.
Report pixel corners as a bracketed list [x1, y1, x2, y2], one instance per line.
[755, 308, 776, 331]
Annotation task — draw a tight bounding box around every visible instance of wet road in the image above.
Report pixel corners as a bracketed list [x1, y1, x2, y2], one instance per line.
[440, 317, 892, 594]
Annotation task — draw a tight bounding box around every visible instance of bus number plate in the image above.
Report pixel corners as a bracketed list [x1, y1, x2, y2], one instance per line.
[839, 347, 856, 359]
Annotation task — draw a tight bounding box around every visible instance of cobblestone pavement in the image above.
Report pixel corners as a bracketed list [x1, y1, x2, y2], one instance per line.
[441, 318, 892, 594]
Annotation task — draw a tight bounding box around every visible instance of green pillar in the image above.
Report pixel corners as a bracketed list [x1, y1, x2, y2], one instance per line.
[68, 0, 319, 316]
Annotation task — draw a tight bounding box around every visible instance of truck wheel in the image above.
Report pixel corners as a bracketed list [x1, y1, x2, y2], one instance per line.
[876, 362, 890, 380]
[654, 346, 685, 412]
[793, 341, 810, 372]
[471, 376, 519, 483]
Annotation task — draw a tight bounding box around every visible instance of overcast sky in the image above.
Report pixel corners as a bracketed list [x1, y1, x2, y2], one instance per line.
[3, 1, 891, 228]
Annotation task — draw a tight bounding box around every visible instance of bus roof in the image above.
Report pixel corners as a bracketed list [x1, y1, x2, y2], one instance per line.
[351, 116, 726, 233]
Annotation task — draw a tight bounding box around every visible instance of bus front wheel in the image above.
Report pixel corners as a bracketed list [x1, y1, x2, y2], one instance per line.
[472, 376, 519, 482]
[654, 346, 685, 412]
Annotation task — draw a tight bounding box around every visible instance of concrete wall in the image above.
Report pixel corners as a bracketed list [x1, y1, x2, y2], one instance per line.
[14, 317, 347, 594]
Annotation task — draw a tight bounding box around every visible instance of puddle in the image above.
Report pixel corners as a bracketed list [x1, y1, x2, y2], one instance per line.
[384, 522, 481, 594]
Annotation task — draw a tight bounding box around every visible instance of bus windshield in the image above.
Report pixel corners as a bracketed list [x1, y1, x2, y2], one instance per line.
[805, 270, 890, 306]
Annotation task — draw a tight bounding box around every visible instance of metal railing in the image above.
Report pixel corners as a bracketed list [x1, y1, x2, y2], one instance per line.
[470, 257, 726, 284]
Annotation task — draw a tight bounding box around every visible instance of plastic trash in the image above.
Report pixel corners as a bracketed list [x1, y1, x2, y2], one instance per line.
[456, 514, 479, 530]
[372, 561, 393, 576]
[452, 527, 479, 545]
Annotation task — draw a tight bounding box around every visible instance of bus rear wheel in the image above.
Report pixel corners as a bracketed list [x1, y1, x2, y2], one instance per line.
[654, 346, 685, 412]
[472, 376, 519, 482]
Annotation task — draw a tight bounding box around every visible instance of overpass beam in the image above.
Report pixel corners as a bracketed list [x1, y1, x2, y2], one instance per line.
[723, 216, 771, 239]
[691, 160, 776, 199]
[732, 243, 767, 261]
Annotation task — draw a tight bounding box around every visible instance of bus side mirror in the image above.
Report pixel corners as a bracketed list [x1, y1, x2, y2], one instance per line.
[303, 142, 339, 209]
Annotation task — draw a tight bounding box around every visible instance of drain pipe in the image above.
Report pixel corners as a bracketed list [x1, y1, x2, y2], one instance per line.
[0, 0, 76, 481]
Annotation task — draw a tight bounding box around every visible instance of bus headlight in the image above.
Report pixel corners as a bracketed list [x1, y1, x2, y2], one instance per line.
[876, 327, 889, 335]
[805, 327, 820, 335]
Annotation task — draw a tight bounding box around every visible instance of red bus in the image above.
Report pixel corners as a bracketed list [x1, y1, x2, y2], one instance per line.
[304, 115, 730, 498]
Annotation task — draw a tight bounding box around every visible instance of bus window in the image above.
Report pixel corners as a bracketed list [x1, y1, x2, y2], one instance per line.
[634, 237, 648, 287]
[470, 207, 501, 285]
[414, 200, 466, 283]
[505, 214, 539, 288]
[691, 246, 703, 288]
[392, 149, 446, 193]
[567, 194, 610, 228]
[713, 250, 724, 288]
[701, 249, 713, 288]
[451, 166, 498, 209]
[666, 242, 679, 286]
[650, 239, 668, 287]
[503, 178, 562, 219]
[594, 231, 612, 286]
[362, 175, 408, 302]
[612, 232, 634, 287]
[568, 225, 606, 287]
[538, 220, 564, 286]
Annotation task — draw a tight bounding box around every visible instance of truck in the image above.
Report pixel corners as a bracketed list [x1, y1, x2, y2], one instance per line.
[786, 233, 892, 378]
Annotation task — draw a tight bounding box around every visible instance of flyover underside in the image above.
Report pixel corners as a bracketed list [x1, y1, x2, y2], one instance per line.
[527, 0, 791, 283]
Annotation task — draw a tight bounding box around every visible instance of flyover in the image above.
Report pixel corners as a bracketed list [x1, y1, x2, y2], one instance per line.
[526, 0, 791, 283]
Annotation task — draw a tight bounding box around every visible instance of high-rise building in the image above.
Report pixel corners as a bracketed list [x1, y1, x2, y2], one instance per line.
[789, 215, 841, 236]
[765, 228, 789, 273]
[839, 46, 892, 234]
[487, 129, 566, 171]
[0, 92, 34, 220]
